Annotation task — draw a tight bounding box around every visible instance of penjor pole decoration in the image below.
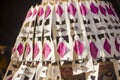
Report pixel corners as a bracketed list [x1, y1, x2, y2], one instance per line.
[4, 0, 120, 80]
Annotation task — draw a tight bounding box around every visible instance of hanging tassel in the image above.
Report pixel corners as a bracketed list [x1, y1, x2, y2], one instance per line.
[54, 1, 73, 65]
[42, 3, 56, 62]
[34, 5, 45, 61]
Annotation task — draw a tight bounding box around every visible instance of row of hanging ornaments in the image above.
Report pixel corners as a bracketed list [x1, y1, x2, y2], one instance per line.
[4, 0, 120, 80]
[11, 0, 120, 62]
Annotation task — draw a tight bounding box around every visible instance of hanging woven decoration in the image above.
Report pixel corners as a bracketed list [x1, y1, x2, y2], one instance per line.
[3, 0, 120, 80]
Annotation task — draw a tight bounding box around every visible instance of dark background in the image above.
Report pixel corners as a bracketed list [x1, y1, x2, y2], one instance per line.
[0, 0, 42, 47]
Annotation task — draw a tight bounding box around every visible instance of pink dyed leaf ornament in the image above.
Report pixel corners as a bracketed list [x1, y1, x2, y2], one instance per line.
[25, 43, 31, 55]
[109, 7, 115, 16]
[80, 4, 88, 16]
[68, 3, 77, 16]
[38, 7, 44, 17]
[34, 43, 40, 58]
[90, 3, 98, 14]
[115, 39, 120, 52]
[57, 42, 67, 57]
[45, 5, 51, 18]
[104, 39, 111, 54]
[33, 8, 37, 16]
[106, 6, 115, 16]
[90, 42, 98, 58]
[99, 5, 106, 16]
[26, 9, 32, 18]
[74, 40, 84, 56]
[12, 47, 16, 53]
[43, 43, 51, 58]
[56, 5, 64, 17]
[17, 43, 24, 56]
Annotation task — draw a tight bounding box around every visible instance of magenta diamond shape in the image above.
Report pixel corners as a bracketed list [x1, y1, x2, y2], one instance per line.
[68, 3, 77, 16]
[45, 5, 51, 18]
[106, 6, 115, 16]
[17, 43, 24, 56]
[109, 7, 115, 16]
[80, 4, 88, 16]
[115, 39, 120, 52]
[99, 5, 106, 16]
[74, 40, 84, 56]
[104, 39, 111, 54]
[38, 7, 44, 17]
[90, 3, 98, 14]
[106, 6, 110, 14]
[34, 43, 40, 58]
[26, 9, 32, 18]
[90, 41, 98, 58]
[12, 47, 16, 53]
[57, 42, 67, 57]
[56, 5, 64, 17]
[33, 8, 37, 16]
[43, 43, 51, 58]
[25, 43, 31, 55]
